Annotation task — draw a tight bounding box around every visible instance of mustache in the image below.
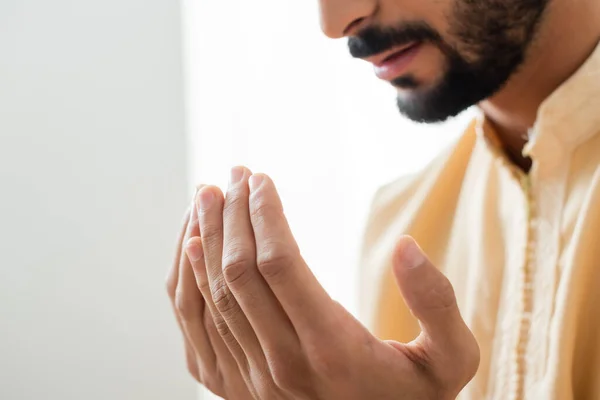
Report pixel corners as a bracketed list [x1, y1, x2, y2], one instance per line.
[348, 22, 442, 59]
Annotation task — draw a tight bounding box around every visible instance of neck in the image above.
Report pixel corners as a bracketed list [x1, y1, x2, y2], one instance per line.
[478, 0, 600, 172]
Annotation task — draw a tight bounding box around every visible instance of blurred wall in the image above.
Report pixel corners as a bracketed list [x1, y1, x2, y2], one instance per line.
[0, 1, 196, 399]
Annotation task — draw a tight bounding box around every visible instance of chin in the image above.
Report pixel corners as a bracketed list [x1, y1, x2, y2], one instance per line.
[396, 89, 467, 123]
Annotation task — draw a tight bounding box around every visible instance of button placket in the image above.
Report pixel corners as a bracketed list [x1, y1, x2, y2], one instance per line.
[512, 171, 536, 400]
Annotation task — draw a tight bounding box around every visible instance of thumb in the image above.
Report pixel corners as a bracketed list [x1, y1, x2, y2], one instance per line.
[392, 236, 479, 382]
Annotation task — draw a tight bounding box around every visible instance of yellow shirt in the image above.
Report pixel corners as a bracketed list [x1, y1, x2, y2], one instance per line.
[359, 41, 600, 400]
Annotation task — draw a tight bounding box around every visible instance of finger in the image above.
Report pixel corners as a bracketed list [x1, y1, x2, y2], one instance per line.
[203, 306, 255, 399]
[178, 301, 201, 382]
[166, 206, 200, 381]
[186, 234, 250, 372]
[392, 236, 479, 377]
[247, 174, 338, 338]
[176, 202, 217, 373]
[222, 167, 299, 360]
[166, 184, 205, 295]
[166, 205, 192, 304]
[196, 186, 265, 370]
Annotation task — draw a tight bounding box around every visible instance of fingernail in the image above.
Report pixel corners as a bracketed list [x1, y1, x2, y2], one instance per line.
[186, 240, 203, 261]
[230, 167, 245, 186]
[197, 189, 214, 210]
[399, 237, 426, 269]
[248, 174, 264, 192]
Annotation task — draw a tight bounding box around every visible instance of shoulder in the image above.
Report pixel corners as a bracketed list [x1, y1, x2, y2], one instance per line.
[357, 118, 480, 327]
[363, 120, 479, 251]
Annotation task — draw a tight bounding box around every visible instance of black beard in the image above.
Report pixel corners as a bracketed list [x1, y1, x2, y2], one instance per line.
[348, 0, 550, 123]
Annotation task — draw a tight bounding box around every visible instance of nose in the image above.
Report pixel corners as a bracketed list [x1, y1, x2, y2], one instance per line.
[318, 0, 377, 38]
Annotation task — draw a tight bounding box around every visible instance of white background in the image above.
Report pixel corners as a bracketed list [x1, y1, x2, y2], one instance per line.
[182, 2, 473, 398]
[0, 0, 195, 399]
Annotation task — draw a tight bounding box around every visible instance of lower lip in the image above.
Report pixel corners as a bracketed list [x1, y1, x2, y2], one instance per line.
[374, 43, 422, 81]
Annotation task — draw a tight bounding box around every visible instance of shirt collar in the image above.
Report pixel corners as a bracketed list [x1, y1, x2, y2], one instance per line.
[476, 40, 600, 163]
[525, 39, 600, 159]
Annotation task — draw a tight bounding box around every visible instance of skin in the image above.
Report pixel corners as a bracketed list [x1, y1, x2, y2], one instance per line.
[168, 0, 600, 398]
[167, 167, 479, 399]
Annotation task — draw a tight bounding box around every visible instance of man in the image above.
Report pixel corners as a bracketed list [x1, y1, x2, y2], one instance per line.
[166, 0, 600, 398]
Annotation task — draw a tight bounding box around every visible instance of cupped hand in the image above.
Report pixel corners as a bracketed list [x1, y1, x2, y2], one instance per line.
[166, 167, 479, 399]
